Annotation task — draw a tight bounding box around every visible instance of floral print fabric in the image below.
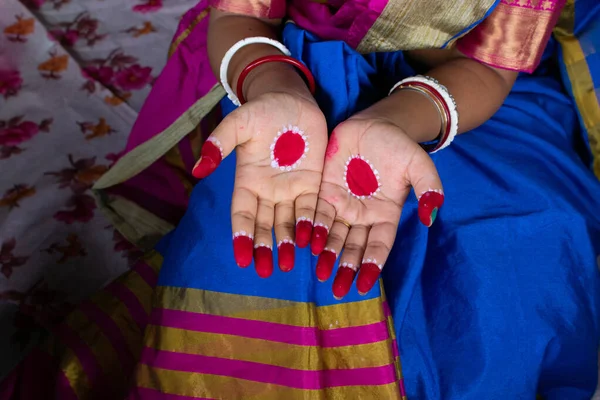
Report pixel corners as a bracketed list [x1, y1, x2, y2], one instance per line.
[0, 0, 196, 378]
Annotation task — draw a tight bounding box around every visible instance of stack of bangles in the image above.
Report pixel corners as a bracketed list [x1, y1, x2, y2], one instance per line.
[220, 37, 458, 153]
[389, 76, 458, 153]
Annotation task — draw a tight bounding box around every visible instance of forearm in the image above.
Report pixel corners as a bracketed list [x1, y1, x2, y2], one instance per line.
[207, 9, 311, 102]
[357, 50, 518, 143]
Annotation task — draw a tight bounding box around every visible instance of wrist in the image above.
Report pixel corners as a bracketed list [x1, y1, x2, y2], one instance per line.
[357, 90, 441, 143]
[243, 62, 314, 103]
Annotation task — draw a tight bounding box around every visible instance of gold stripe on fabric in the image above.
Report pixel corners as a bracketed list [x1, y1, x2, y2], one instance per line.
[157, 286, 386, 329]
[60, 348, 92, 398]
[120, 266, 154, 315]
[457, 1, 558, 72]
[357, 0, 497, 53]
[92, 289, 146, 356]
[147, 325, 395, 370]
[142, 250, 164, 274]
[554, 1, 600, 179]
[66, 309, 127, 388]
[168, 10, 208, 58]
[212, 0, 275, 19]
[135, 364, 402, 400]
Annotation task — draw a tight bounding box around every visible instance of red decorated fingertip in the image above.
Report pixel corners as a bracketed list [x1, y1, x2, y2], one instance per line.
[278, 240, 295, 272]
[356, 262, 383, 295]
[232, 232, 253, 267]
[295, 217, 313, 248]
[418, 190, 445, 227]
[192, 138, 223, 179]
[310, 223, 329, 255]
[332, 263, 358, 300]
[316, 249, 337, 282]
[254, 244, 273, 278]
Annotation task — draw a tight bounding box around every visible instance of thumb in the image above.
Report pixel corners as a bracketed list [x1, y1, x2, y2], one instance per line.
[192, 115, 245, 179]
[407, 151, 445, 227]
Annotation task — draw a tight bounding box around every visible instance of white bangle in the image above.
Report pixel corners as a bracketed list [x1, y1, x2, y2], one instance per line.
[220, 37, 291, 107]
[389, 75, 459, 153]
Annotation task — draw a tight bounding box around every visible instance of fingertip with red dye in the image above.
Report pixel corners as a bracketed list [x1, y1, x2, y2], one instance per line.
[295, 217, 313, 248]
[232, 231, 253, 267]
[310, 223, 329, 255]
[277, 239, 295, 272]
[356, 261, 383, 295]
[192, 138, 223, 179]
[418, 190, 445, 227]
[316, 248, 336, 282]
[254, 244, 273, 278]
[332, 263, 358, 300]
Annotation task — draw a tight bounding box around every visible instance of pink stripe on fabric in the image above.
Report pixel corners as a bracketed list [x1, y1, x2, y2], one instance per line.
[152, 308, 389, 348]
[345, 0, 388, 48]
[140, 347, 398, 389]
[79, 301, 135, 372]
[55, 324, 102, 389]
[130, 387, 213, 400]
[391, 339, 399, 358]
[133, 260, 159, 288]
[383, 301, 391, 317]
[105, 282, 149, 331]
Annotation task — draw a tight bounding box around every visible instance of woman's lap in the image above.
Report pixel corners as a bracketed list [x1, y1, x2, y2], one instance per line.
[154, 25, 600, 398]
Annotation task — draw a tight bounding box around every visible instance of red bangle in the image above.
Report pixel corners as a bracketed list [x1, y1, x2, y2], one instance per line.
[396, 80, 451, 153]
[236, 55, 316, 105]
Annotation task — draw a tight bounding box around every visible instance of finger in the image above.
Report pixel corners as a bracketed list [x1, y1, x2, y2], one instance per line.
[294, 193, 317, 248]
[315, 219, 349, 282]
[231, 187, 258, 268]
[254, 198, 275, 278]
[192, 114, 245, 179]
[356, 221, 398, 295]
[274, 201, 295, 272]
[407, 152, 444, 227]
[310, 199, 335, 256]
[332, 225, 369, 300]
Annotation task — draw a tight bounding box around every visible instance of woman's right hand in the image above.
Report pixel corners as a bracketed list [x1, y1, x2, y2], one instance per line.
[193, 90, 328, 278]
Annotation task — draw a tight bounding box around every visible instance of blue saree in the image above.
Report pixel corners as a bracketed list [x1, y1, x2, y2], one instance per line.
[148, 23, 600, 399]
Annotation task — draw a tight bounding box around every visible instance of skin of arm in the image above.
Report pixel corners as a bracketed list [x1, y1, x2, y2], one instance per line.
[207, 9, 314, 103]
[356, 47, 519, 142]
[208, 10, 517, 143]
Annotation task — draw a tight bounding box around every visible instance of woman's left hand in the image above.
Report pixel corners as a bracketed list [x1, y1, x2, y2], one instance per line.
[311, 117, 445, 299]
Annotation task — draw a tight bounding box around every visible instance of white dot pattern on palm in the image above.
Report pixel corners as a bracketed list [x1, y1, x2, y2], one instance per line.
[270, 125, 309, 171]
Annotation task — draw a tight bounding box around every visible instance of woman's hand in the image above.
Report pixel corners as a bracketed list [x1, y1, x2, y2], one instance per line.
[193, 91, 327, 278]
[311, 117, 444, 299]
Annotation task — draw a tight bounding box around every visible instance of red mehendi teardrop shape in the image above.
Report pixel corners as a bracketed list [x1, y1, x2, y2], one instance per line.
[273, 131, 305, 168]
[345, 156, 380, 198]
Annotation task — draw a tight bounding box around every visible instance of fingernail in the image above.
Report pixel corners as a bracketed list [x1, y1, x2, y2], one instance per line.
[278, 240, 295, 272]
[418, 190, 445, 227]
[192, 139, 223, 179]
[332, 263, 357, 300]
[254, 244, 273, 278]
[232, 233, 253, 267]
[316, 249, 336, 282]
[310, 224, 328, 255]
[356, 262, 383, 295]
[295, 217, 313, 248]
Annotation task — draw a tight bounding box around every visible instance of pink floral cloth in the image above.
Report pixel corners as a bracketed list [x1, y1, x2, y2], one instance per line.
[0, 0, 196, 378]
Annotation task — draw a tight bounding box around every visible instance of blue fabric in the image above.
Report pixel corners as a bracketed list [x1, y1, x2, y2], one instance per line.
[157, 23, 600, 399]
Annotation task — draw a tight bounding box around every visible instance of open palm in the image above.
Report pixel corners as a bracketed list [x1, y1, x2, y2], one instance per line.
[310, 118, 445, 298]
[193, 92, 327, 277]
